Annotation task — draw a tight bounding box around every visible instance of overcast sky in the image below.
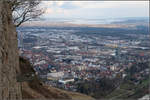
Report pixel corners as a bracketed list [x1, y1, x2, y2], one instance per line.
[40, 1, 149, 20]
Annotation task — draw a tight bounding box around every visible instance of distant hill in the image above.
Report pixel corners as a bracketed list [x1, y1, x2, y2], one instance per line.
[111, 17, 149, 24]
[21, 17, 149, 30]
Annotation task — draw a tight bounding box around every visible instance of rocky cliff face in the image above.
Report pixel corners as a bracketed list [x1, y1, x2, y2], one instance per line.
[0, 2, 22, 100]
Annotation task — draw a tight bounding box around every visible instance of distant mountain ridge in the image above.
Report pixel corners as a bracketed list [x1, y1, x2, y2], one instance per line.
[111, 17, 149, 24]
[21, 17, 149, 30]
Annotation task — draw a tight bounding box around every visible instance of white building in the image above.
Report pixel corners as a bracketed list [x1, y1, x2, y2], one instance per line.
[34, 60, 46, 66]
[68, 46, 80, 51]
[58, 79, 74, 84]
[47, 72, 64, 78]
[76, 66, 87, 71]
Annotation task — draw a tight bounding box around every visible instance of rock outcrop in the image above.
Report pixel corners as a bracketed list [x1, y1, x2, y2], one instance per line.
[0, 1, 22, 100]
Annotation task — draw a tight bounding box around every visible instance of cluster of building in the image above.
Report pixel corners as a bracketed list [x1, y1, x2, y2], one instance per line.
[18, 27, 150, 91]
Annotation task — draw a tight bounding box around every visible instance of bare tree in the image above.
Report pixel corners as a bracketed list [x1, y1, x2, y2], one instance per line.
[11, 0, 44, 27]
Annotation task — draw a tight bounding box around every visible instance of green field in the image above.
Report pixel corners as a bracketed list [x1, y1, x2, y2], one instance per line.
[105, 78, 149, 99]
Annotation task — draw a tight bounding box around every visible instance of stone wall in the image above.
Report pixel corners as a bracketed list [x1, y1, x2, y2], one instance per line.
[0, 1, 22, 100]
